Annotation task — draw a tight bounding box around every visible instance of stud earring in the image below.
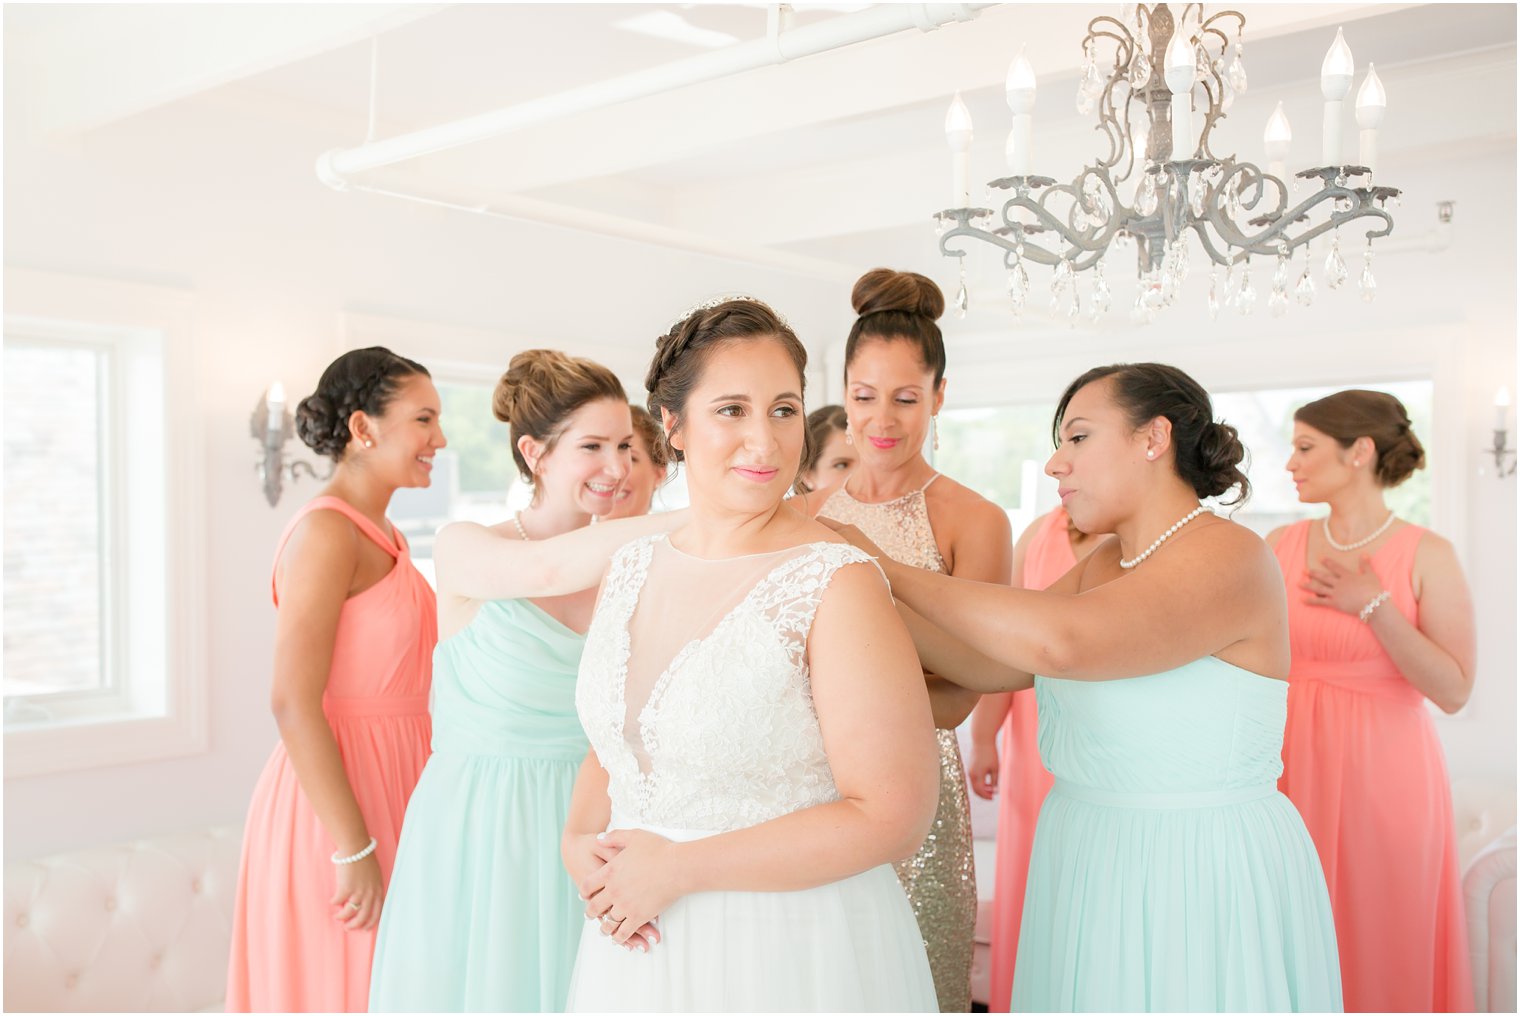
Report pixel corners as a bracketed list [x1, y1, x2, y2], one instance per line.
[1146, 450, 1155, 459]
[364, 439, 375, 448]
[1353, 459, 1361, 467]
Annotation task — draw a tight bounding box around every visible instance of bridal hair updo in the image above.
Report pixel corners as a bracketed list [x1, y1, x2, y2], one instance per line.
[628, 404, 670, 470]
[295, 346, 430, 460]
[645, 297, 808, 463]
[844, 268, 948, 386]
[1055, 362, 1252, 505]
[493, 349, 626, 483]
[1294, 389, 1426, 487]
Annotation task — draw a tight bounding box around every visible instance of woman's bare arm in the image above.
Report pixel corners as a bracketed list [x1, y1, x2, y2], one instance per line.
[434, 510, 687, 602]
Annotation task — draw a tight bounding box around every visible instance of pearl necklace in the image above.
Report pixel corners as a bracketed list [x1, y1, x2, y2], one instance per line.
[1119, 505, 1210, 569]
[512, 511, 532, 541]
[1322, 510, 1396, 552]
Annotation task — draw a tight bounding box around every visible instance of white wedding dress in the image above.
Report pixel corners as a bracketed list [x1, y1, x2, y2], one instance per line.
[565, 533, 937, 1012]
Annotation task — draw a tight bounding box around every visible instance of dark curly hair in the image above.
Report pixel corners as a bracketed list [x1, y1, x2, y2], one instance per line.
[295, 346, 429, 460]
[1054, 362, 1251, 505]
[1294, 389, 1426, 488]
[645, 298, 807, 463]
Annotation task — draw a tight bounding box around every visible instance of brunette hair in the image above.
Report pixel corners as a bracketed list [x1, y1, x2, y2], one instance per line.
[645, 297, 807, 463]
[295, 346, 429, 460]
[1294, 389, 1425, 487]
[1054, 362, 1251, 505]
[795, 404, 849, 494]
[493, 349, 626, 483]
[628, 404, 670, 470]
[844, 268, 948, 387]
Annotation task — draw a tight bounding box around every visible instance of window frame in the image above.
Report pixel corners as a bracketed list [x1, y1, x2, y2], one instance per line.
[3, 270, 206, 778]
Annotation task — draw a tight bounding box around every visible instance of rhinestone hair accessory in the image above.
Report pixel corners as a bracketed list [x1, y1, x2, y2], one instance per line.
[666, 293, 789, 333]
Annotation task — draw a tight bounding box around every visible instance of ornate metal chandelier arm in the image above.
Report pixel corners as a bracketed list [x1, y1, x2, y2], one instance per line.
[1006, 193, 1118, 269]
[1089, 17, 1138, 172]
[1203, 182, 1395, 261]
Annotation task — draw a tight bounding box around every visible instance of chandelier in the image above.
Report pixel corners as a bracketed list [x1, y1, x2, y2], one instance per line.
[934, 4, 1400, 324]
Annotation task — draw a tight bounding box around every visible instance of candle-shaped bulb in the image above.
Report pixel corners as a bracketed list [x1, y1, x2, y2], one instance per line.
[1164, 27, 1196, 93]
[1496, 386, 1512, 432]
[266, 381, 286, 435]
[945, 92, 973, 151]
[1006, 47, 1036, 115]
[1321, 27, 1354, 99]
[1264, 101, 1292, 159]
[1355, 63, 1386, 129]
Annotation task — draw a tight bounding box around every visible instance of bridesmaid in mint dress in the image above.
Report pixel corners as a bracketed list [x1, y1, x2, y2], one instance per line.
[835, 363, 1342, 1012]
[369, 350, 637, 1012]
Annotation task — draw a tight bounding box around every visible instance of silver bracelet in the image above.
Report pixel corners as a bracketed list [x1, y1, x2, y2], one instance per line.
[331, 837, 378, 865]
[1358, 590, 1392, 623]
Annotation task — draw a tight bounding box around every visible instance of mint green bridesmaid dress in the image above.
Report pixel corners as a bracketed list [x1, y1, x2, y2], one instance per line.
[1011, 658, 1343, 1012]
[369, 599, 588, 1012]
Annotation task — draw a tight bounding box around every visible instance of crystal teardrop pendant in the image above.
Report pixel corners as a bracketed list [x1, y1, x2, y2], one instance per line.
[955, 260, 969, 318]
[1238, 266, 1257, 315]
[1222, 256, 1237, 307]
[1173, 240, 1190, 286]
[1008, 260, 1029, 317]
[1090, 263, 1112, 320]
[1189, 173, 1207, 218]
[1136, 174, 1158, 216]
[1295, 267, 1316, 307]
[1226, 181, 1243, 220]
[1073, 206, 1091, 231]
[1228, 43, 1248, 93]
[1359, 249, 1377, 302]
[1129, 52, 1152, 90]
[1324, 235, 1348, 290]
[1269, 280, 1289, 317]
[1208, 268, 1221, 320]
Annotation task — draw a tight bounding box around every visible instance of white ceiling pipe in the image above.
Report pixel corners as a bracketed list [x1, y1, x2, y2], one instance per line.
[349, 182, 863, 282]
[317, 2, 993, 188]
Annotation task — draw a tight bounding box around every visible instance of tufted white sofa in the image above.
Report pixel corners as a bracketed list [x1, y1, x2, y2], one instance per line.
[4, 826, 241, 1013]
[4, 784, 1514, 1014]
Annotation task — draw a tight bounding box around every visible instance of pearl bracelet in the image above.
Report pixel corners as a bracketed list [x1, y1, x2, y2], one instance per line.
[1358, 590, 1392, 624]
[332, 837, 378, 865]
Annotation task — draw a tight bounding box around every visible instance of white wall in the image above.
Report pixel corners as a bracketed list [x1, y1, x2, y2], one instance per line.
[2, 89, 853, 860]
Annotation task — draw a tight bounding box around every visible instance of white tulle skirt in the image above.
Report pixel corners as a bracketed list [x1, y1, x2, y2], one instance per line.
[564, 821, 937, 1012]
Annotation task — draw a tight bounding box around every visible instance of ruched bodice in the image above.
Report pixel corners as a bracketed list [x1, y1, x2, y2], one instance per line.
[1275, 520, 1425, 705]
[1036, 658, 1288, 797]
[431, 598, 588, 761]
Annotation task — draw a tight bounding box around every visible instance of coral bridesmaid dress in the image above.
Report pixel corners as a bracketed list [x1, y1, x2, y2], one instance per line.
[989, 506, 1069, 1012]
[1275, 520, 1472, 1011]
[225, 496, 435, 1012]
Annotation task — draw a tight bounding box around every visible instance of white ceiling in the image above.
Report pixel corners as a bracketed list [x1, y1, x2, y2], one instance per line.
[6, 3, 1515, 285]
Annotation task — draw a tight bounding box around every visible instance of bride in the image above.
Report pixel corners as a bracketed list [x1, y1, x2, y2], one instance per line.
[560, 297, 941, 1011]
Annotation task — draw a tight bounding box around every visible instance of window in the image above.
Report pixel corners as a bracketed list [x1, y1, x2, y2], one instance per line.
[3, 276, 205, 778]
[4, 341, 112, 703]
[935, 402, 1060, 538]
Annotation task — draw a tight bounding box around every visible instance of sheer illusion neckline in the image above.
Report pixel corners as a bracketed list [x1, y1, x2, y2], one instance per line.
[662, 536, 812, 563]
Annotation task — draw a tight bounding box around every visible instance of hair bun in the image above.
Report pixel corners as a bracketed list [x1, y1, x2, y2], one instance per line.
[1377, 430, 1426, 487]
[1194, 420, 1248, 501]
[494, 349, 576, 424]
[851, 268, 945, 320]
[294, 393, 345, 459]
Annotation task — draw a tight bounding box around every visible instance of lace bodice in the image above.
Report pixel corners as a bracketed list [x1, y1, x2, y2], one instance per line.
[819, 476, 947, 574]
[576, 533, 881, 832]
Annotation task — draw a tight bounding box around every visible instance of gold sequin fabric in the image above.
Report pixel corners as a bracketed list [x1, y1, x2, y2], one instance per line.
[820, 482, 977, 1013]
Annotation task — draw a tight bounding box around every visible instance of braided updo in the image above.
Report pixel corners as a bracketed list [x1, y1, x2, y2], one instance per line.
[493, 349, 626, 484]
[645, 298, 807, 463]
[295, 346, 429, 460]
[1054, 362, 1252, 505]
[1294, 389, 1426, 487]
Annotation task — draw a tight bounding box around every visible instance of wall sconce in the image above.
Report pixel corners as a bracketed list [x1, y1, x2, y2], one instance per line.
[1491, 386, 1517, 479]
[251, 381, 331, 506]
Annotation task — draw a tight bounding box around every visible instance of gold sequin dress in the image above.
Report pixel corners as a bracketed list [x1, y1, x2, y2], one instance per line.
[820, 475, 977, 1013]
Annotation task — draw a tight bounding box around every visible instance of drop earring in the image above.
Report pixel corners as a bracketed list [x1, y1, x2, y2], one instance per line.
[932, 417, 940, 452]
[845, 429, 853, 445]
